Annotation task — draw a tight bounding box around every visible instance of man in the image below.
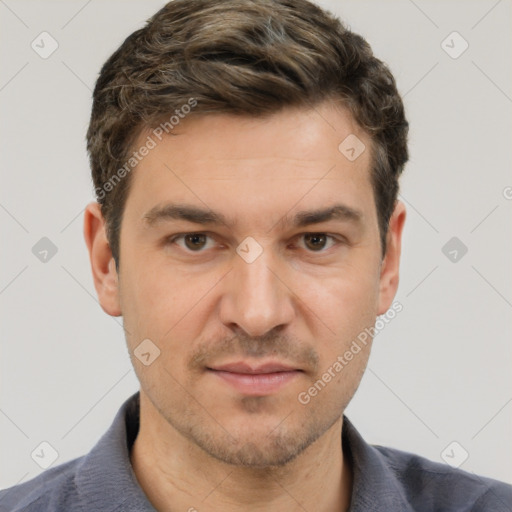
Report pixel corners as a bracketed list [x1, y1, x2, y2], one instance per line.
[1, 0, 511, 510]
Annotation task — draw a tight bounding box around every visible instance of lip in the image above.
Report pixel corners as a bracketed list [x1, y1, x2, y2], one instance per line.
[209, 361, 299, 374]
[207, 361, 302, 396]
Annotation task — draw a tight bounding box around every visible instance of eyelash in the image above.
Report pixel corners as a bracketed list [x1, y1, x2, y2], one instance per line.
[166, 232, 344, 254]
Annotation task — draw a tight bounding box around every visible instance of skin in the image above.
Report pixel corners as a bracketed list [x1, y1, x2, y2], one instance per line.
[84, 100, 406, 512]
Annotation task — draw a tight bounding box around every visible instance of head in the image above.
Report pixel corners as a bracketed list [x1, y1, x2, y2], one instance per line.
[84, 0, 408, 468]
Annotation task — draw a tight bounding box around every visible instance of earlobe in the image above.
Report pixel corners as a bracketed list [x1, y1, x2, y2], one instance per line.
[377, 201, 406, 316]
[83, 202, 122, 317]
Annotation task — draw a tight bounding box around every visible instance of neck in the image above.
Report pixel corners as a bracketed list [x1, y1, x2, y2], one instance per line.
[130, 392, 352, 512]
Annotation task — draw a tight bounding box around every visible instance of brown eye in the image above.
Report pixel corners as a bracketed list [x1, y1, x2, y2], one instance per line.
[183, 233, 208, 251]
[303, 233, 328, 251]
[167, 232, 219, 254]
[299, 233, 339, 252]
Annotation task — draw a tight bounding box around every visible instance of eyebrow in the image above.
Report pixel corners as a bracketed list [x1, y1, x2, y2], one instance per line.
[142, 202, 363, 229]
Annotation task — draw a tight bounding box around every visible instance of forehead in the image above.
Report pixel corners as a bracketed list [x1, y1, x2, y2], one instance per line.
[123, 102, 375, 227]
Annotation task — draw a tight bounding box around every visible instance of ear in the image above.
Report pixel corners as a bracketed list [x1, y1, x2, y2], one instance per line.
[83, 201, 122, 317]
[377, 200, 406, 315]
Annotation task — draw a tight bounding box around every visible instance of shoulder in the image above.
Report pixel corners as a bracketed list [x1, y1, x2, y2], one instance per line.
[374, 444, 512, 511]
[0, 457, 83, 512]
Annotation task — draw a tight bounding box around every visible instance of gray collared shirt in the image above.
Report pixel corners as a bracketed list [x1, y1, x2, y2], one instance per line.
[1, 392, 511, 511]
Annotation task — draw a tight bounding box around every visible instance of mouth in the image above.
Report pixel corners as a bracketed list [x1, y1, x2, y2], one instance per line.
[206, 361, 303, 396]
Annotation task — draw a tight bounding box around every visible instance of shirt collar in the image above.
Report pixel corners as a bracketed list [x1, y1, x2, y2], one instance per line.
[75, 392, 156, 511]
[342, 415, 412, 510]
[75, 392, 411, 511]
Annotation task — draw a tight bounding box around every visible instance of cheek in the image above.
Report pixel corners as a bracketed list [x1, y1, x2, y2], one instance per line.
[296, 271, 377, 409]
[119, 269, 204, 392]
[296, 261, 380, 340]
[119, 257, 221, 354]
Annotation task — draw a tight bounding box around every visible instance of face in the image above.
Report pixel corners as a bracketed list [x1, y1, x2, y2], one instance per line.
[86, 101, 404, 468]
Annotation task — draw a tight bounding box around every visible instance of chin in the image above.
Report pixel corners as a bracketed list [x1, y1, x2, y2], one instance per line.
[187, 413, 328, 468]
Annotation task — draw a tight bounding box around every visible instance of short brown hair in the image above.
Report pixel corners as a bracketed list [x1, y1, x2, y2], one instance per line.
[86, 0, 408, 269]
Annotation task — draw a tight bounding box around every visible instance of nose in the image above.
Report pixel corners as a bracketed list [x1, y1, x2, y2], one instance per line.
[218, 244, 295, 337]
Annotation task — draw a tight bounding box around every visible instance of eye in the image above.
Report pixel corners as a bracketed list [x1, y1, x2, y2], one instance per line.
[297, 233, 339, 252]
[170, 233, 217, 252]
[167, 232, 342, 254]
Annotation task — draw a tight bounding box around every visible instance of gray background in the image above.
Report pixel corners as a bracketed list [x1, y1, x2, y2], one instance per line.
[1, 0, 511, 490]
